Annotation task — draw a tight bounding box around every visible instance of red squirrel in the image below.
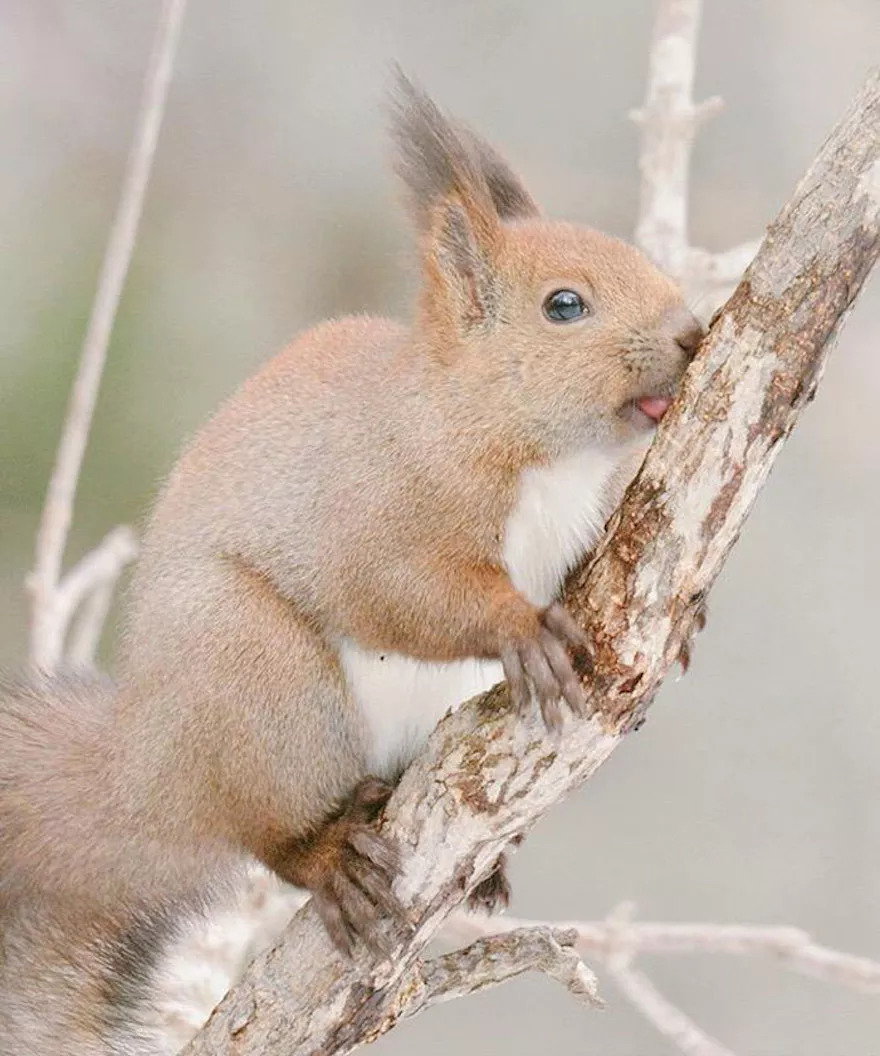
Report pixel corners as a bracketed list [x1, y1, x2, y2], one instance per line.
[0, 74, 702, 1054]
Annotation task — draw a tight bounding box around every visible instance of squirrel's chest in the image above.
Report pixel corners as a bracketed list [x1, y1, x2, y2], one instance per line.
[501, 446, 615, 606]
[340, 447, 616, 779]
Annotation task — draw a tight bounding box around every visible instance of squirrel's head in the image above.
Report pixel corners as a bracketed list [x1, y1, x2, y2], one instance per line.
[391, 72, 703, 457]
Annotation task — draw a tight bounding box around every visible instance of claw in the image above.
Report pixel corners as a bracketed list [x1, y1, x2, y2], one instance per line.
[314, 888, 355, 957]
[501, 645, 530, 712]
[348, 828, 399, 876]
[540, 629, 588, 716]
[544, 603, 592, 655]
[351, 776, 394, 817]
[346, 854, 408, 923]
[467, 855, 512, 913]
[502, 603, 592, 732]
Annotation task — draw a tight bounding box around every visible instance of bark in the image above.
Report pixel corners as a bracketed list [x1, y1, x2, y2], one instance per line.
[183, 67, 880, 1056]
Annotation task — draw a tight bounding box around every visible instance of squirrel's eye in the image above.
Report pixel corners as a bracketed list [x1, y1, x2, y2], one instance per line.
[543, 289, 588, 323]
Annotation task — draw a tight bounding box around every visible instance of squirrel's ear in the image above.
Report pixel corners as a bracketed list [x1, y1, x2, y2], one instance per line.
[390, 70, 534, 330]
[430, 197, 501, 330]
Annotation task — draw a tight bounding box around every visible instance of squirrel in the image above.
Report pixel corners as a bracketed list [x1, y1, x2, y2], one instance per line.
[0, 73, 702, 1055]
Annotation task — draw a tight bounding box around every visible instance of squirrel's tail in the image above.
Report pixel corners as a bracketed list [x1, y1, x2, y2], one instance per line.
[0, 673, 182, 1055]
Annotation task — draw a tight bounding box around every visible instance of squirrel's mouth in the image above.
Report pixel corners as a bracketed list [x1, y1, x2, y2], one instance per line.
[636, 396, 672, 422]
[619, 392, 677, 431]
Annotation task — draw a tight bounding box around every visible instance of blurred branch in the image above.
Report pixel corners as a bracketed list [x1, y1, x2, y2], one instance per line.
[27, 0, 187, 671]
[607, 957, 735, 1056]
[182, 65, 880, 1056]
[63, 525, 140, 667]
[445, 903, 880, 1056]
[631, 0, 761, 303]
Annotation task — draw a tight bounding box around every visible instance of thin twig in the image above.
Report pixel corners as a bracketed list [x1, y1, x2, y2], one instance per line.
[608, 958, 736, 1056]
[65, 582, 117, 669]
[631, 0, 760, 302]
[405, 927, 602, 1018]
[444, 909, 880, 995]
[64, 526, 139, 667]
[52, 525, 139, 666]
[631, 0, 705, 276]
[27, 0, 187, 671]
[601, 904, 735, 1056]
[686, 239, 762, 288]
[444, 901, 880, 1056]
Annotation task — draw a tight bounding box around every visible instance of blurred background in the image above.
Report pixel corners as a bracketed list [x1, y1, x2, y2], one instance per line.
[1, 1, 879, 1053]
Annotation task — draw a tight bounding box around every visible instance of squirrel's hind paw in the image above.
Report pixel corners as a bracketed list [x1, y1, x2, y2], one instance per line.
[274, 776, 411, 957]
[467, 853, 511, 914]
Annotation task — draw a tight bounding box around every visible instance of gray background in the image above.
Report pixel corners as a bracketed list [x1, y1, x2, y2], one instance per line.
[1, 1, 879, 1053]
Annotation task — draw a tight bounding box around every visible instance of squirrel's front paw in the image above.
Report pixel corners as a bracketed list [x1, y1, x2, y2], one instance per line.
[501, 602, 593, 732]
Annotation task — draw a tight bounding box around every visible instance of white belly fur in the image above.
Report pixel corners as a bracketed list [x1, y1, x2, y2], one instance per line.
[340, 446, 618, 778]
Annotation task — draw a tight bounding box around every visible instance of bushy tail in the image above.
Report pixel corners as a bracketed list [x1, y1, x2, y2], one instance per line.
[0, 673, 180, 1055]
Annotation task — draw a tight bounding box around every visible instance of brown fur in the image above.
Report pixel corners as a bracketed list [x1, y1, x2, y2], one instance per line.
[0, 73, 701, 1053]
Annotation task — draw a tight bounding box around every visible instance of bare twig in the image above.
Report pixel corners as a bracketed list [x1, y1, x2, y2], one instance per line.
[183, 68, 880, 1056]
[396, 926, 602, 1026]
[686, 239, 763, 287]
[64, 526, 139, 667]
[53, 525, 139, 663]
[608, 958, 735, 1056]
[601, 902, 737, 1056]
[631, 0, 760, 302]
[445, 909, 880, 996]
[631, 0, 706, 276]
[27, 0, 187, 671]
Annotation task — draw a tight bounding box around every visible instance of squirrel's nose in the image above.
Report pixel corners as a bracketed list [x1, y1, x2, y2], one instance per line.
[673, 312, 705, 361]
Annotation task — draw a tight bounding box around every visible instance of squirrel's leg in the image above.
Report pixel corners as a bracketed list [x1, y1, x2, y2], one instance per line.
[141, 558, 405, 955]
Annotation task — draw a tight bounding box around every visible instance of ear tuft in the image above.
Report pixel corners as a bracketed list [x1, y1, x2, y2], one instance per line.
[389, 67, 489, 231]
[460, 130, 540, 221]
[389, 67, 539, 229]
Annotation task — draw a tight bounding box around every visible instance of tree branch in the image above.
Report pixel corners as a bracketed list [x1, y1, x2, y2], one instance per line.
[379, 926, 602, 1039]
[27, 0, 187, 671]
[63, 526, 139, 667]
[182, 64, 880, 1056]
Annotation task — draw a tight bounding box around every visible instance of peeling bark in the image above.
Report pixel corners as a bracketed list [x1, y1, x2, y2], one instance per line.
[182, 67, 880, 1056]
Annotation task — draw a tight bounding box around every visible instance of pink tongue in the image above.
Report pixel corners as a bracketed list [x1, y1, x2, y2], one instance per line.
[638, 396, 672, 422]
